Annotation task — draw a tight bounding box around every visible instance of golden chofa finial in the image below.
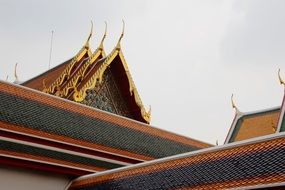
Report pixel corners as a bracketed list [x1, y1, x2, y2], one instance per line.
[278, 69, 285, 89]
[231, 94, 241, 114]
[116, 20, 125, 49]
[119, 19, 125, 42]
[85, 21, 93, 46]
[99, 21, 107, 49]
[14, 63, 20, 84]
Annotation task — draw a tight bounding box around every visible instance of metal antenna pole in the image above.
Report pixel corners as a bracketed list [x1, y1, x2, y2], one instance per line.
[48, 30, 54, 69]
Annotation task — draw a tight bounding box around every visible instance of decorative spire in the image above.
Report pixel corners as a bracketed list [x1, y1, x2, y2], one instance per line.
[278, 69, 285, 89]
[116, 20, 125, 49]
[99, 21, 107, 49]
[14, 63, 19, 83]
[231, 94, 241, 114]
[85, 21, 93, 46]
[5, 75, 8, 81]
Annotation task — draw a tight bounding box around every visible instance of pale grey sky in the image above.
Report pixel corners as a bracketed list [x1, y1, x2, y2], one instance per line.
[1, 0, 285, 144]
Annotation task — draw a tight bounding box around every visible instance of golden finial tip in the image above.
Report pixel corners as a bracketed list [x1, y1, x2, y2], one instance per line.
[99, 21, 107, 47]
[231, 94, 240, 113]
[122, 19, 125, 34]
[87, 20, 93, 43]
[231, 94, 235, 109]
[118, 19, 125, 43]
[14, 63, 19, 82]
[278, 68, 285, 87]
[104, 21, 107, 36]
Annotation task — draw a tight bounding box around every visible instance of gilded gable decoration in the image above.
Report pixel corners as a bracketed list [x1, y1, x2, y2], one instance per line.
[40, 22, 150, 124]
[72, 21, 151, 123]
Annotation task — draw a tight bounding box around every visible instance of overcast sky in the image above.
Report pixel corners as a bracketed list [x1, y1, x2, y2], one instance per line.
[1, 0, 285, 144]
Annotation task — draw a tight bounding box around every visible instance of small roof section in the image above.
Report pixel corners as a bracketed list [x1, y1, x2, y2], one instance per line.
[225, 70, 285, 144]
[225, 106, 280, 144]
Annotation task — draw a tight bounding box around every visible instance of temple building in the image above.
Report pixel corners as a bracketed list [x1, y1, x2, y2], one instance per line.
[0, 24, 285, 190]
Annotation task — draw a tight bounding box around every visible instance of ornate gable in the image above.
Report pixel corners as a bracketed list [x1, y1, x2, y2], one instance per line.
[38, 23, 150, 124]
[72, 27, 150, 123]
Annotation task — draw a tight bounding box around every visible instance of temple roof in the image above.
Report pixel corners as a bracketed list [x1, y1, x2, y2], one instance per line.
[0, 80, 212, 175]
[69, 132, 285, 190]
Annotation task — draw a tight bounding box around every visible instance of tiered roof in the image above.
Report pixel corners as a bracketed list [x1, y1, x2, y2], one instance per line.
[0, 80, 211, 176]
[69, 132, 285, 190]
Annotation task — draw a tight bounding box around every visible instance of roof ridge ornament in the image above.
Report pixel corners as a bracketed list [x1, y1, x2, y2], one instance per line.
[278, 68, 285, 89]
[231, 94, 242, 115]
[116, 20, 125, 49]
[14, 63, 19, 83]
[99, 21, 107, 49]
[85, 21, 93, 47]
[6, 75, 9, 81]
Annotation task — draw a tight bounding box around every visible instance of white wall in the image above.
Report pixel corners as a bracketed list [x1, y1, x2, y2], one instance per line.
[0, 165, 72, 190]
